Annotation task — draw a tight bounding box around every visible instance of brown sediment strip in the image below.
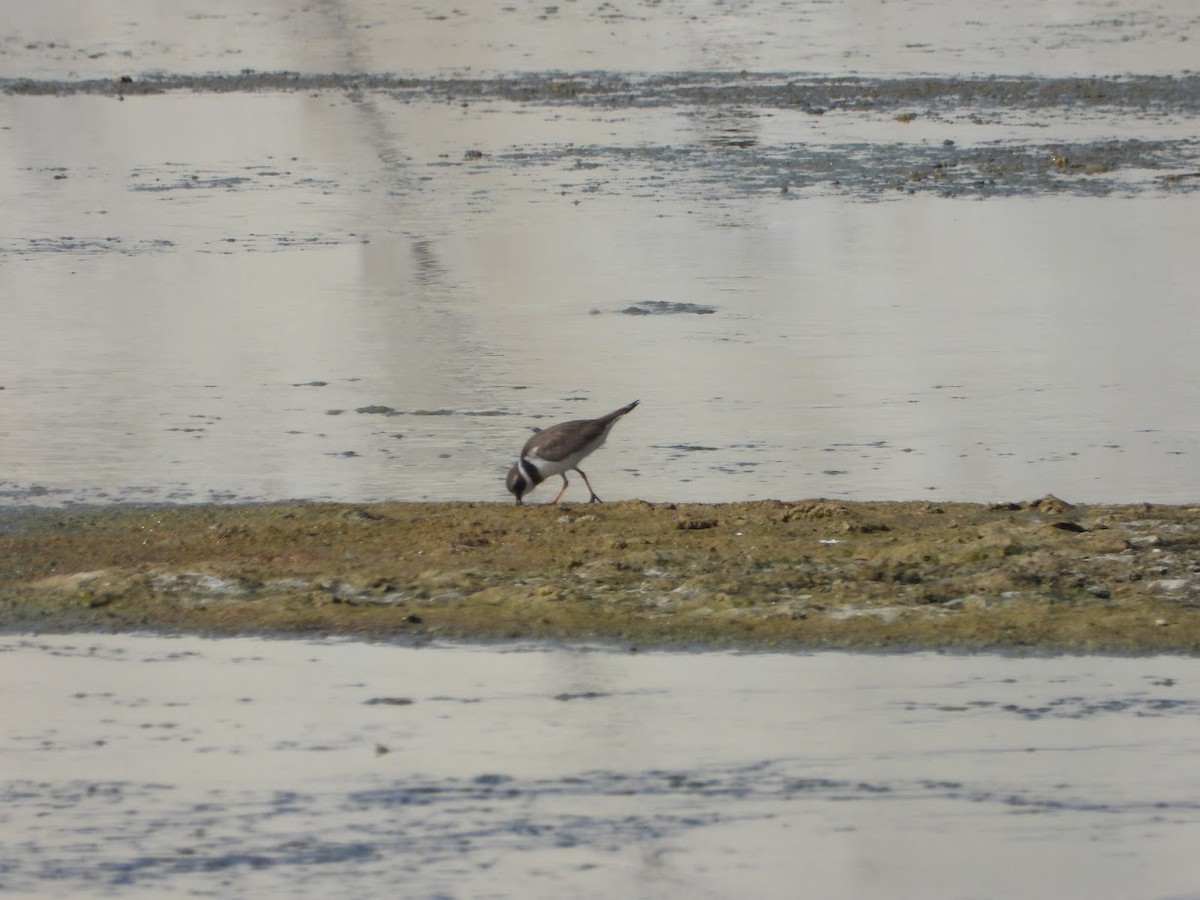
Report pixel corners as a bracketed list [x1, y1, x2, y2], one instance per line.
[1, 497, 1198, 652]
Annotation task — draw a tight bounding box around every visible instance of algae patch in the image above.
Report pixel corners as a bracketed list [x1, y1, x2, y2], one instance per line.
[2, 498, 1199, 651]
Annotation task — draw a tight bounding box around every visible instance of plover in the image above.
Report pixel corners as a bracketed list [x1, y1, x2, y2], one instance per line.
[506, 400, 639, 505]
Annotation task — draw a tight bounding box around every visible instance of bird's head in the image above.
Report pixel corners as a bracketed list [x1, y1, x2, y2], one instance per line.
[505, 464, 528, 505]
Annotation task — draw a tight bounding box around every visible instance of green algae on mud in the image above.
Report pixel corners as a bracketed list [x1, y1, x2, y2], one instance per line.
[2, 498, 1200, 652]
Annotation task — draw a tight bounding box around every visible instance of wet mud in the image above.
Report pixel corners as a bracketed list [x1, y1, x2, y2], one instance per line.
[5, 72, 1199, 201]
[3, 496, 1199, 652]
[7, 71, 1200, 110]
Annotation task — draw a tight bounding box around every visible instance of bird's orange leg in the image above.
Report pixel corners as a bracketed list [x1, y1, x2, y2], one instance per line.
[550, 475, 570, 504]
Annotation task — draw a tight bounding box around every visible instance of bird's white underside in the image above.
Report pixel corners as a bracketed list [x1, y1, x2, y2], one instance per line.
[525, 443, 599, 479]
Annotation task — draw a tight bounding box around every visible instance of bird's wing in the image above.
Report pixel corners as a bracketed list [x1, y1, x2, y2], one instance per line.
[523, 418, 605, 462]
[523, 401, 639, 462]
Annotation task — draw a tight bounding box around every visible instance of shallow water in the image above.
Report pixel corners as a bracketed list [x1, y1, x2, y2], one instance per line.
[3, 0, 1198, 79]
[1, 634, 1198, 898]
[2, 1, 1199, 508]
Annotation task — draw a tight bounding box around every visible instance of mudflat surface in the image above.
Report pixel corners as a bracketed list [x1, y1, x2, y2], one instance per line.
[3, 496, 1198, 652]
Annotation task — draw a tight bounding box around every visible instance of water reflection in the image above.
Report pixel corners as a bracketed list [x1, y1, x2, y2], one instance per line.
[2, 635, 1197, 897]
[4, 0, 1199, 79]
[2, 3, 1198, 507]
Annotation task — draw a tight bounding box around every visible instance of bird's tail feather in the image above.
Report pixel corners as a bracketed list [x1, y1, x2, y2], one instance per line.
[605, 399, 640, 421]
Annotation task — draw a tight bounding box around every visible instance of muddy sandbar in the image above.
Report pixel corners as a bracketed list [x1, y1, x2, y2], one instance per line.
[2, 497, 1198, 652]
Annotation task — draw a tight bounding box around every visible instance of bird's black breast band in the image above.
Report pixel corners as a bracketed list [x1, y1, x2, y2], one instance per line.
[520, 457, 543, 485]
